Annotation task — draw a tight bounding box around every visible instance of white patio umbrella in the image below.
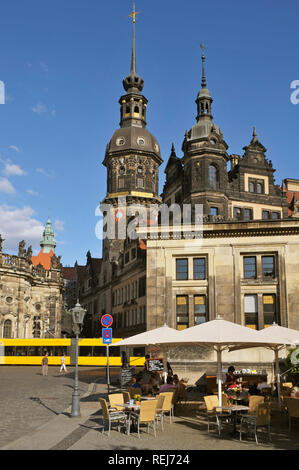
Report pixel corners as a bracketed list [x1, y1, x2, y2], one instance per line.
[258, 324, 299, 406]
[112, 324, 182, 382]
[160, 317, 287, 407]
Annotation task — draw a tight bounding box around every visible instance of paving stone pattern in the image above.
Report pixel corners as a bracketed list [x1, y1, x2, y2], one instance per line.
[0, 366, 101, 448]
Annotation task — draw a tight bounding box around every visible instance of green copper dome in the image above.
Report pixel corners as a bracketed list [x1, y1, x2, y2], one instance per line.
[40, 218, 56, 253]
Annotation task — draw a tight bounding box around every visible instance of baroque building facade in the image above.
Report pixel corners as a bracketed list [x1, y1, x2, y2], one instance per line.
[63, 15, 299, 379]
[0, 219, 65, 339]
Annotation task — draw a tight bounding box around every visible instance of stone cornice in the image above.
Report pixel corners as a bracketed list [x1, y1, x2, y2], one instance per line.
[137, 218, 299, 240]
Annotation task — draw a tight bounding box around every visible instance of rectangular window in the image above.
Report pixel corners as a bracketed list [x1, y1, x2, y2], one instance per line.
[244, 294, 258, 329]
[210, 207, 218, 216]
[234, 207, 242, 220]
[243, 256, 257, 279]
[271, 212, 280, 219]
[194, 295, 207, 325]
[137, 178, 144, 188]
[193, 258, 206, 280]
[249, 178, 264, 194]
[262, 210, 270, 220]
[176, 295, 189, 330]
[118, 177, 125, 189]
[125, 251, 130, 264]
[263, 294, 277, 326]
[138, 276, 146, 297]
[262, 256, 275, 278]
[243, 208, 253, 221]
[176, 258, 188, 280]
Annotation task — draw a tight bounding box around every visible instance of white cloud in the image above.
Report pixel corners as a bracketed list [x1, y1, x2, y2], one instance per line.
[2, 162, 26, 176]
[36, 167, 54, 177]
[27, 189, 38, 196]
[32, 102, 47, 115]
[8, 145, 20, 153]
[0, 178, 15, 194]
[0, 205, 44, 251]
[54, 220, 64, 231]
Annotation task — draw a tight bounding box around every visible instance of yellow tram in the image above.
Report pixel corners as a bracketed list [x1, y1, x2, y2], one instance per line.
[0, 338, 145, 366]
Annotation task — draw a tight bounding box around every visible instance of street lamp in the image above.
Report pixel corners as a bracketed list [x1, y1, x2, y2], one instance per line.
[70, 301, 86, 418]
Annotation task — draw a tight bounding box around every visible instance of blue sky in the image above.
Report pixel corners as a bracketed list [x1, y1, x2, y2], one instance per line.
[0, 0, 298, 266]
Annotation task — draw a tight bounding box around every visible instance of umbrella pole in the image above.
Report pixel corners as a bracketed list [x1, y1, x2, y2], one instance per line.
[274, 348, 281, 408]
[162, 346, 168, 383]
[216, 347, 222, 407]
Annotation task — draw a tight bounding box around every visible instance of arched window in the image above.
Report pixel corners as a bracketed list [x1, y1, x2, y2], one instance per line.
[33, 316, 41, 338]
[208, 164, 218, 189]
[3, 319, 12, 338]
[134, 105, 139, 115]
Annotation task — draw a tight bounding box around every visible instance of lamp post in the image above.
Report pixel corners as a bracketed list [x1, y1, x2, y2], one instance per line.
[70, 301, 86, 418]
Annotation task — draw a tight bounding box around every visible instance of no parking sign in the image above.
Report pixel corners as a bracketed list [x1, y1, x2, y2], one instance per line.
[102, 328, 112, 345]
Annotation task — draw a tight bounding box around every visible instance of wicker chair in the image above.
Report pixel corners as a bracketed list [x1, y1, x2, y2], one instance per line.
[203, 395, 232, 437]
[155, 394, 166, 430]
[159, 392, 175, 423]
[239, 403, 271, 444]
[248, 395, 265, 414]
[122, 391, 131, 403]
[285, 397, 299, 432]
[108, 393, 125, 411]
[99, 398, 128, 436]
[129, 399, 158, 438]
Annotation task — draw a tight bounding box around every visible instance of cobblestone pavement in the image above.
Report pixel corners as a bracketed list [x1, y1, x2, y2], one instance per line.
[0, 366, 106, 448]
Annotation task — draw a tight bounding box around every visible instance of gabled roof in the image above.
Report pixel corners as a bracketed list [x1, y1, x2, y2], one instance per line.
[62, 267, 76, 280]
[31, 249, 55, 271]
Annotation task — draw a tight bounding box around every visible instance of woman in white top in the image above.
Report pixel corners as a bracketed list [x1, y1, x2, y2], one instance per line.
[60, 354, 67, 375]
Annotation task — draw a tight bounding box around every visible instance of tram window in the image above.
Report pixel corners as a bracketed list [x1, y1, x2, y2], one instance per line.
[109, 347, 120, 357]
[27, 347, 43, 356]
[5, 346, 15, 356]
[79, 347, 93, 356]
[15, 347, 27, 356]
[45, 347, 55, 356]
[93, 346, 106, 357]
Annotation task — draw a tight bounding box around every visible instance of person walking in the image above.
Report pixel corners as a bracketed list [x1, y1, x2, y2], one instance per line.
[60, 353, 67, 375]
[41, 352, 49, 376]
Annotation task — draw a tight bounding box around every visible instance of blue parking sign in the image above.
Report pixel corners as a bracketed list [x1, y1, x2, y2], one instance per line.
[102, 328, 112, 345]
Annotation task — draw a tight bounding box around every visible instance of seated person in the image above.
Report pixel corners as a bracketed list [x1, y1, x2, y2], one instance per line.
[130, 377, 142, 389]
[159, 375, 176, 393]
[150, 372, 162, 391]
[257, 377, 270, 391]
[225, 366, 236, 386]
[141, 368, 152, 395]
[173, 374, 186, 400]
[248, 382, 261, 397]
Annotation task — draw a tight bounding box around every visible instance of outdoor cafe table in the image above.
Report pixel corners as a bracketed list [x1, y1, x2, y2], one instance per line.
[214, 404, 250, 435]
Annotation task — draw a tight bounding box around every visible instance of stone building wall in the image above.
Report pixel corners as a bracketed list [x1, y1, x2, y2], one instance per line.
[0, 253, 64, 339]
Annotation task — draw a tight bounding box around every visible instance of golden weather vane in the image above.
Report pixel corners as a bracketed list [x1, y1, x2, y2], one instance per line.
[129, 3, 140, 24]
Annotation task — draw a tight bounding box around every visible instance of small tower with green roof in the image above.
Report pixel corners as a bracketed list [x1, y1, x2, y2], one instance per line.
[40, 218, 56, 253]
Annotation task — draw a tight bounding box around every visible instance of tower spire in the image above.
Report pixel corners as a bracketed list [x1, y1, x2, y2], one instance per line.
[200, 43, 207, 88]
[123, 3, 143, 94]
[129, 3, 139, 74]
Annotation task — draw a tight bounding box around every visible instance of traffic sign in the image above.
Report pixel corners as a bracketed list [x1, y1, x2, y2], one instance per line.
[102, 328, 112, 345]
[101, 314, 113, 328]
